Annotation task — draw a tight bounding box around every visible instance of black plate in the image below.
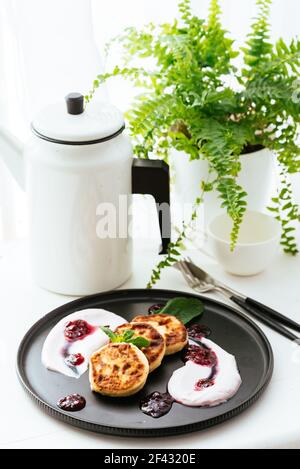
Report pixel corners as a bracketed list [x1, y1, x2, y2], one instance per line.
[17, 289, 273, 437]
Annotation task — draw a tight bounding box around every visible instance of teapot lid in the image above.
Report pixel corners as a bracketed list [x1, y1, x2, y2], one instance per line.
[31, 93, 125, 145]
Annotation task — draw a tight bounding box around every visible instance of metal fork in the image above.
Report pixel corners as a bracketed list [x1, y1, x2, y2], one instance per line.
[176, 260, 240, 298]
[175, 259, 300, 342]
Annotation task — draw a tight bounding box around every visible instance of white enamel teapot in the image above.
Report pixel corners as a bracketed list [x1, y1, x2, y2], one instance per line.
[0, 93, 170, 295]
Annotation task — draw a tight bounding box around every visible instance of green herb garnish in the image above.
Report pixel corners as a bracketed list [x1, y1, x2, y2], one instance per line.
[153, 297, 204, 325]
[129, 336, 151, 349]
[100, 327, 150, 349]
[100, 327, 118, 342]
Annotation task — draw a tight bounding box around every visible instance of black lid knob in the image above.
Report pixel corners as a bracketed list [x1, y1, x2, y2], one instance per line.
[65, 93, 84, 115]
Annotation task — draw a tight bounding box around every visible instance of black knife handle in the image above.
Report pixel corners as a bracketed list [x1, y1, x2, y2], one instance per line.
[231, 296, 299, 342]
[243, 297, 300, 333]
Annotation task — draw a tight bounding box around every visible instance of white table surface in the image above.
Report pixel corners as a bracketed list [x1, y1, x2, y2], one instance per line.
[0, 239, 300, 449]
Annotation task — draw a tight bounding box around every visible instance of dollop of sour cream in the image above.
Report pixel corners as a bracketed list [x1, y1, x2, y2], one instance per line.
[42, 309, 126, 379]
[168, 338, 242, 407]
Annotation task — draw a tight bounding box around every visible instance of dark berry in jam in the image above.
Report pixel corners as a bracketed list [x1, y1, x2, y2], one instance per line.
[188, 324, 211, 340]
[64, 320, 95, 342]
[184, 345, 217, 367]
[148, 304, 165, 315]
[194, 378, 214, 391]
[140, 392, 174, 419]
[57, 394, 86, 412]
[65, 353, 85, 367]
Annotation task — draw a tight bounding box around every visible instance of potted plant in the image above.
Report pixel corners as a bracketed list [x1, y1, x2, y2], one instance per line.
[87, 0, 300, 287]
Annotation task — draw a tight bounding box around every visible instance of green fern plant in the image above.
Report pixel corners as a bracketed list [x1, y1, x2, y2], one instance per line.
[269, 169, 300, 255]
[88, 0, 300, 288]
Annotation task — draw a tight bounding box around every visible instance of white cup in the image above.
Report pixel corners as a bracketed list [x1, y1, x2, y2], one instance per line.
[207, 211, 281, 277]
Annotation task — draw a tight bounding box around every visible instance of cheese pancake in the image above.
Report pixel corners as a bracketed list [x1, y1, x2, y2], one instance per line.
[115, 323, 166, 372]
[89, 343, 149, 397]
[132, 314, 188, 356]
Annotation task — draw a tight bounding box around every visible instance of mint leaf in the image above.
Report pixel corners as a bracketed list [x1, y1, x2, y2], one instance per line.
[123, 330, 135, 341]
[100, 326, 150, 349]
[129, 337, 151, 349]
[158, 297, 204, 325]
[100, 327, 118, 342]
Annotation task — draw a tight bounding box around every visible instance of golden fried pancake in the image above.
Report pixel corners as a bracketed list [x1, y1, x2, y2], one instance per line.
[132, 314, 188, 356]
[89, 343, 149, 397]
[115, 323, 166, 372]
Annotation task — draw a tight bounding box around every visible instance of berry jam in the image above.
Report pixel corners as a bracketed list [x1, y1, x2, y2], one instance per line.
[184, 344, 217, 367]
[140, 392, 174, 419]
[64, 320, 95, 342]
[64, 353, 85, 367]
[57, 394, 86, 412]
[148, 304, 165, 315]
[194, 378, 215, 391]
[188, 324, 212, 340]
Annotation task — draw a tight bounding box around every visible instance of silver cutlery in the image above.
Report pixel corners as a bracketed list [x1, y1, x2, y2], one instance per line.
[175, 259, 300, 342]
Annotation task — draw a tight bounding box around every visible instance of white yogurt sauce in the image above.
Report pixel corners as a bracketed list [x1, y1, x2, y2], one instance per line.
[168, 338, 242, 407]
[42, 309, 126, 379]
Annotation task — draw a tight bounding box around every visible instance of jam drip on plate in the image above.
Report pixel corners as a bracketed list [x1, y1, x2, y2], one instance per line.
[182, 343, 218, 392]
[140, 392, 175, 419]
[187, 324, 212, 340]
[194, 361, 217, 392]
[57, 394, 86, 412]
[183, 343, 217, 368]
[194, 378, 215, 391]
[141, 341, 220, 418]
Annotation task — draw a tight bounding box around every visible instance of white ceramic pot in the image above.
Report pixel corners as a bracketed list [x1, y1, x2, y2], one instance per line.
[26, 133, 133, 295]
[172, 147, 275, 227]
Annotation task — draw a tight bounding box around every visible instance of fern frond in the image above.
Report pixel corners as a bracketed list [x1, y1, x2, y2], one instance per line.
[243, 0, 273, 69]
[276, 38, 300, 72]
[178, 0, 192, 23]
[128, 94, 178, 136]
[194, 118, 243, 176]
[268, 169, 300, 255]
[201, 0, 238, 72]
[217, 178, 248, 250]
[160, 29, 196, 68]
[85, 66, 156, 104]
[208, 0, 222, 29]
[273, 126, 300, 174]
[118, 25, 155, 62]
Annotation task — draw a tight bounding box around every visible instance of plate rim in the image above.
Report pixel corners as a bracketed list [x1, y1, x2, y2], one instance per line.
[16, 288, 274, 438]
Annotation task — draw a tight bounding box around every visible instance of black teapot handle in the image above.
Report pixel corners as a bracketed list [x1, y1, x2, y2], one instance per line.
[132, 159, 171, 254]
